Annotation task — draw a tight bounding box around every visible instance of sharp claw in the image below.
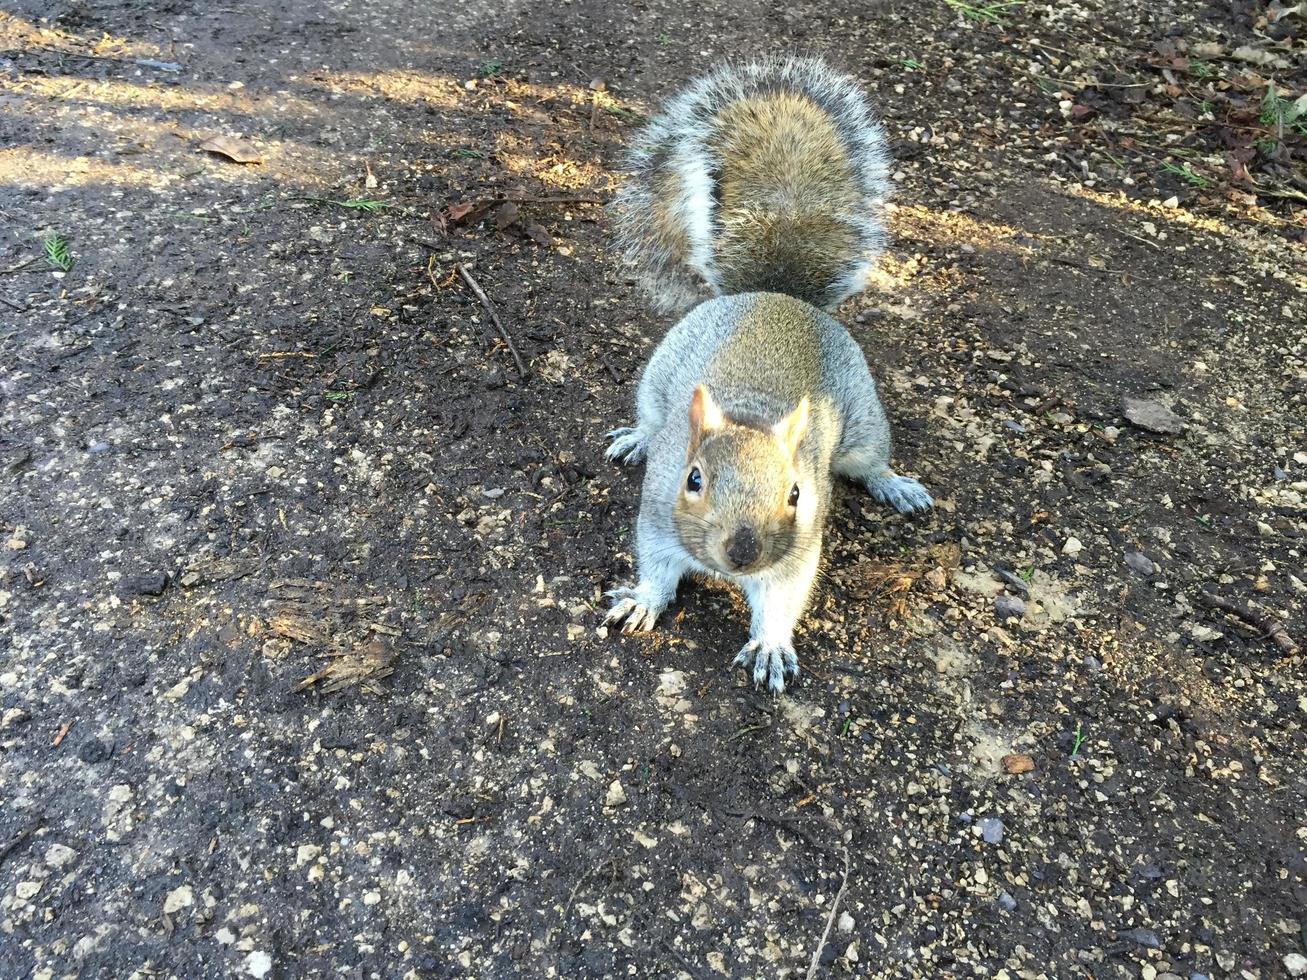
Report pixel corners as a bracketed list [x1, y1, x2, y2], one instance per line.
[767, 665, 785, 694]
[733, 641, 757, 667]
[736, 641, 798, 693]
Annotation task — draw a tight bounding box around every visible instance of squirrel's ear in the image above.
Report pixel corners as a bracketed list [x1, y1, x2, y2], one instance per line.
[773, 396, 810, 459]
[688, 385, 724, 449]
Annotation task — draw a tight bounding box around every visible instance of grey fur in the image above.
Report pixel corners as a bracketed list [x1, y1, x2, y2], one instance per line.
[605, 293, 931, 693]
[610, 55, 892, 314]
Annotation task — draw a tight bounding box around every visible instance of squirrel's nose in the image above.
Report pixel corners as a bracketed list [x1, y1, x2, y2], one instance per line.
[725, 525, 760, 569]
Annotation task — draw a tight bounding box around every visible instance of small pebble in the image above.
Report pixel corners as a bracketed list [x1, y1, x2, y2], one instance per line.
[978, 817, 1004, 844]
[1062, 536, 1083, 556]
[606, 780, 627, 807]
[245, 951, 273, 978]
[128, 571, 170, 597]
[1285, 953, 1307, 977]
[1119, 926, 1161, 949]
[997, 891, 1017, 912]
[1124, 551, 1155, 575]
[994, 595, 1025, 620]
[837, 911, 854, 933]
[78, 739, 112, 765]
[44, 843, 78, 870]
[162, 885, 193, 914]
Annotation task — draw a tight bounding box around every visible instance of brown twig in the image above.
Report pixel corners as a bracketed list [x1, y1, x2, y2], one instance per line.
[454, 263, 528, 379]
[598, 353, 621, 384]
[0, 257, 37, 275]
[473, 194, 606, 207]
[1198, 591, 1299, 656]
[805, 842, 851, 980]
[407, 235, 444, 252]
[0, 818, 41, 869]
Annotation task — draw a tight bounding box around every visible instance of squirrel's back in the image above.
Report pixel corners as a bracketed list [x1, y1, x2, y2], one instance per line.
[611, 56, 890, 314]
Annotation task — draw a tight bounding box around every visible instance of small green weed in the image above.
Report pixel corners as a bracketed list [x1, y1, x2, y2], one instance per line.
[337, 198, 389, 213]
[1070, 722, 1087, 758]
[1020, 565, 1035, 583]
[944, 0, 1025, 25]
[43, 234, 73, 271]
[604, 105, 647, 124]
[477, 58, 504, 78]
[1189, 60, 1215, 79]
[454, 148, 485, 159]
[1160, 160, 1213, 190]
[1260, 86, 1307, 138]
[325, 390, 355, 402]
[901, 58, 923, 70]
[291, 196, 392, 213]
[1255, 135, 1280, 156]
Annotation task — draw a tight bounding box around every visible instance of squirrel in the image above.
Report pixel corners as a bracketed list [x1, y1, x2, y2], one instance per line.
[604, 57, 932, 693]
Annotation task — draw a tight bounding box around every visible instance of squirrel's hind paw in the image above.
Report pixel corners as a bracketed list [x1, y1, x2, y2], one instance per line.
[604, 585, 664, 634]
[604, 427, 648, 466]
[868, 474, 934, 514]
[734, 640, 800, 694]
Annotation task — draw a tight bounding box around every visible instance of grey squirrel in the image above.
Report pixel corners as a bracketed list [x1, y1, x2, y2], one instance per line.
[605, 57, 932, 693]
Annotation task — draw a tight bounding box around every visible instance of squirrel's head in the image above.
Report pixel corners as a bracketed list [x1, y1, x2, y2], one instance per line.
[673, 385, 816, 577]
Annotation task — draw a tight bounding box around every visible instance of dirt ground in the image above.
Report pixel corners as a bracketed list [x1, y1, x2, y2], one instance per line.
[1, 0, 1305, 977]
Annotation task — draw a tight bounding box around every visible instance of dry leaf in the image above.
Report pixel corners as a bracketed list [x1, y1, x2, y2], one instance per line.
[524, 222, 552, 246]
[197, 135, 263, 164]
[494, 202, 521, 230]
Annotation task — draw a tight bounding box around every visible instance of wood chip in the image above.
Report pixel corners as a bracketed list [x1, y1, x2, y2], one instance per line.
[1002, 753, 1036, 775]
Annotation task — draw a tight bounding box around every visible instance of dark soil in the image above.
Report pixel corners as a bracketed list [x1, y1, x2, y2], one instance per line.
[1, 1, 1305, 978]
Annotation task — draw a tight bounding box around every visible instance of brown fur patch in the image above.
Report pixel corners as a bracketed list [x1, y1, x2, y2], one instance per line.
[708, 93, 862, 302]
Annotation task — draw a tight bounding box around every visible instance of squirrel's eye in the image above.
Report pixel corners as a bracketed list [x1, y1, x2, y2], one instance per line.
[686, 467, 703, 494]
[788, 483, 800, 507]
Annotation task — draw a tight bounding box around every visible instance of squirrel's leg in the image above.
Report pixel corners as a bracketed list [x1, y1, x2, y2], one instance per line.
[604, 512, 683, 633]
[827, 345, 934, 514]
[605, 341, 679, 465]
[733, 543, 821, 694]
[834, 443, 934, 514]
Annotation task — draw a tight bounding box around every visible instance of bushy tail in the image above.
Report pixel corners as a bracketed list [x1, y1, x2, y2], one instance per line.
[610, 56, 891, 314]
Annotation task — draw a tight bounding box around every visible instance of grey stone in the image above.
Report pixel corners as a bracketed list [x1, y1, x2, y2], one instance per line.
[1119, 927, 1161, 949]
[1123, 396, 1185, 434]
[1124, 551, 1155, 575]
[994, 594, 1026, 620]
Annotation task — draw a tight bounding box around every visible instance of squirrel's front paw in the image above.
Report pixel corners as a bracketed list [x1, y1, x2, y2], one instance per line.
[733, 640, 800, 694]
[605, 427, 648, 466]
[604, 584, 665, 634]
[868, 474, 934, 514]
